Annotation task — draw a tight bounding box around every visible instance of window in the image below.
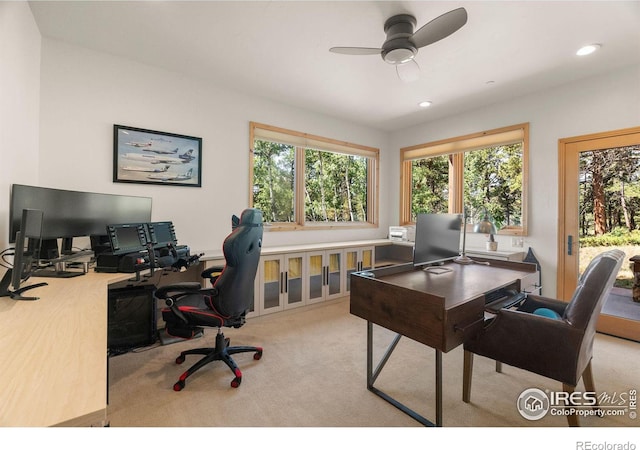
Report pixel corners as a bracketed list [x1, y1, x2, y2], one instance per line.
[400, 123, 529, 235]
[250, 122, 379, 229]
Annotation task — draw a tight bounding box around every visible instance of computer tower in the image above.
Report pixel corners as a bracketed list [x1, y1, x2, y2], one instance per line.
[107, 284, 156, 353]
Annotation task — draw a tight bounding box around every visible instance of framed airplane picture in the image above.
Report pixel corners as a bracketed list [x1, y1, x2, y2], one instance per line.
[113, 124, 202, 187]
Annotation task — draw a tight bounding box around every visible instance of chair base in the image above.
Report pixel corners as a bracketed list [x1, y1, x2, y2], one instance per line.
[172, 329, 262, 391]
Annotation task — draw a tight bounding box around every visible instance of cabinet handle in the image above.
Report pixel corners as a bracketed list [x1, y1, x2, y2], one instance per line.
[280, 272, 284, 294]
[284, 272, 288, 293]
[567, 235, 573, 256]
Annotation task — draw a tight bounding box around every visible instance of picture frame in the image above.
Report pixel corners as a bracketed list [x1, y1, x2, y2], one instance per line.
[113, 124, 202, 187]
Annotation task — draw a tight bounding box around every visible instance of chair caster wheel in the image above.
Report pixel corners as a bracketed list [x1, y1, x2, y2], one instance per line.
[231, 377, 241, 388]
[173, 380, 185, 391]
[254, 351, 262, 360]
[176, 355, 185, 364]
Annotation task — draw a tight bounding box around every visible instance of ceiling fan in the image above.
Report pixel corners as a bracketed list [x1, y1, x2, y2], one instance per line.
[329, 7, 468, 82]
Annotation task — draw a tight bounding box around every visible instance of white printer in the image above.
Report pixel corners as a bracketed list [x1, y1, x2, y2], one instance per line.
[388, 226, 415, 242]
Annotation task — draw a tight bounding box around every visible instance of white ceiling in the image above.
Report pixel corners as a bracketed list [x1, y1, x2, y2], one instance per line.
[29, 1, 640, 132]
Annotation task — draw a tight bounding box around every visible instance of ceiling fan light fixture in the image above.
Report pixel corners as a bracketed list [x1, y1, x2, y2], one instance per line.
[576, 44, 601, 56]
[383, 47, 416, 65]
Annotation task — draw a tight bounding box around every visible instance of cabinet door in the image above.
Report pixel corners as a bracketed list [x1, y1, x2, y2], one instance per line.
[306, 250, 345, 303]
[306, 251, 326, 304]
[345, 246, 375, 293]
[259, 255, 284, 314]
[325, 249, 343, 300]
[284, 254, 305, 310]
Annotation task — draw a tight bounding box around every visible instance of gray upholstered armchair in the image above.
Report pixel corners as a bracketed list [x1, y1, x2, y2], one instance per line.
[462, 249, 625, 426]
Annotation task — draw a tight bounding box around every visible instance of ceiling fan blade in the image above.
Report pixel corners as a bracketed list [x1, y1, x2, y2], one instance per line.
[329, 47, 382, 56]
[411, 7, 468, 48]
[396, 60, 420, 83]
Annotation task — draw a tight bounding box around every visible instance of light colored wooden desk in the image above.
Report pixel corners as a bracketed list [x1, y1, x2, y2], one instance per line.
[0, 271, 131, 427]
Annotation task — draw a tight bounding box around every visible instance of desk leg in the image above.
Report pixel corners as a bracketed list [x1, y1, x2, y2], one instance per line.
[365, 321, 441, 427]
[436, 349, 442, 427]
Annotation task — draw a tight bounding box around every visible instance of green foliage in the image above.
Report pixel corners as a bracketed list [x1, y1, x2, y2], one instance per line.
[579, 229, 640, 247]
[252, 140, 369, 223]
[464, 144, 522, 228]
[579, 145, 640, 235]
[409, 143, 523, 227]
[304, 149, 368, 222]
[410, 155, 449, 219]
[252, 140, 295, 222]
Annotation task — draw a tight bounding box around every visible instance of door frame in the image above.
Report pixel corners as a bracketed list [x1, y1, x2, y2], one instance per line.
[557, 126, 640, 340]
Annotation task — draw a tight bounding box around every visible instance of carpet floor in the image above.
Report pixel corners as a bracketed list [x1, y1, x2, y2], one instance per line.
[106, 297, 639, 430]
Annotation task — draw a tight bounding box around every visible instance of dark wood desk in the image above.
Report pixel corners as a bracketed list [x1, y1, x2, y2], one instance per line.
[350, 260, 537, 426]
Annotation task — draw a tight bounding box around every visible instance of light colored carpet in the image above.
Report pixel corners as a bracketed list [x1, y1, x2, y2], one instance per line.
[106, 297, 639, 430]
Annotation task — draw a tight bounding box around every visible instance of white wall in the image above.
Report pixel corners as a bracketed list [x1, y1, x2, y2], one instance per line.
[38, 38, 391, 253]
[390, 64, 640, 296]
[0, 2, 41, 252]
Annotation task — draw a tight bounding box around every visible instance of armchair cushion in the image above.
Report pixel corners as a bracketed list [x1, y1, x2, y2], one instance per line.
[533, 307, 562, 320]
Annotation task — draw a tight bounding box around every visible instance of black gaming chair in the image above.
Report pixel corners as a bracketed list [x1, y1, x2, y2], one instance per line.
[156, 208, 263, 391]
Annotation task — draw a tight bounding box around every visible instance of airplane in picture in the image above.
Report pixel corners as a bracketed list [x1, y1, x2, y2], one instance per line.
[142, 147, 178, 155]
[179, 149, 195, 162]
[122, 164, 170, 173]
[148, 168, 193, 182]
[126, 141, 152, 148]
[122, 151, 194, 165]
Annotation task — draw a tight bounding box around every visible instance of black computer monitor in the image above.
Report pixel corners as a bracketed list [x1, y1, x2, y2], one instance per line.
[9, 184, 152, 255]
[413, 213, 462, 268]
[147, 221, 177, 249]
[0, 209, 48, 300]
[106, 223, 150, 256]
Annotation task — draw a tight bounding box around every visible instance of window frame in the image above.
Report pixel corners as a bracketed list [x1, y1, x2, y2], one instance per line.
[250, 122, 379, 231]
[400, 123, 529, 236]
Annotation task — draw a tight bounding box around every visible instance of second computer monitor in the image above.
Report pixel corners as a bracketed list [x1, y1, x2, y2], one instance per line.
[413, 213, 462, 268]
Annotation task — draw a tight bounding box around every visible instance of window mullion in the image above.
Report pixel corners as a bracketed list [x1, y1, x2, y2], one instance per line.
[450, 153, 464, 214]
[296, 146, 305, 226]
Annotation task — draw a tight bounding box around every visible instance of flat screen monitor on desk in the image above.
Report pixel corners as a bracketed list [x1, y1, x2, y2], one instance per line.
[147, 221, 177, 249]
[413, 213, 462, 270]
[9, 184, 152, 260]
[106, 223, 150, 256]
[0, 208, 48, 300]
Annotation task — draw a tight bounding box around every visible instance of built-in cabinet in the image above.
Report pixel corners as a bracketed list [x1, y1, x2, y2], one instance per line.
[205, 241, 381, 319]
[203, 240, 540, 319]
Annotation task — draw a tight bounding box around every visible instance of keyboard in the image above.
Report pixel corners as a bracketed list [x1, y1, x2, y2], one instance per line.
[484, 289, 527, 313]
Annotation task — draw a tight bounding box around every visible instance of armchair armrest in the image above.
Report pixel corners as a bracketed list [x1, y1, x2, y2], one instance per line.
[201, 266, 224, 284]
[466, 308, 584, 384]
[155, 282, 204, 300]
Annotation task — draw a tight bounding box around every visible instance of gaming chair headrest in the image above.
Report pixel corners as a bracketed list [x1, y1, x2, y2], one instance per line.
[239, 208, 263, 227]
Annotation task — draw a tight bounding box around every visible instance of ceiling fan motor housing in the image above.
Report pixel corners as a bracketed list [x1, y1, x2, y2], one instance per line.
[382, 14, 418, 64]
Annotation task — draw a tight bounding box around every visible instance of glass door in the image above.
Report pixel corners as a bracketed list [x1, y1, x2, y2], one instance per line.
[558, 127, 640, 341]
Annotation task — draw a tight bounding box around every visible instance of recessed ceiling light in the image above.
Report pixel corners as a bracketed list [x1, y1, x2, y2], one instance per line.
[418, 101, 432, 108]
[576, 44, 601, 56]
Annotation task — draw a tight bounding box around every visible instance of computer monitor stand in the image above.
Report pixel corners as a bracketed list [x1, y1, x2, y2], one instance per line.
[0, 269, 47, 300]
[32, 267, 85, 278]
